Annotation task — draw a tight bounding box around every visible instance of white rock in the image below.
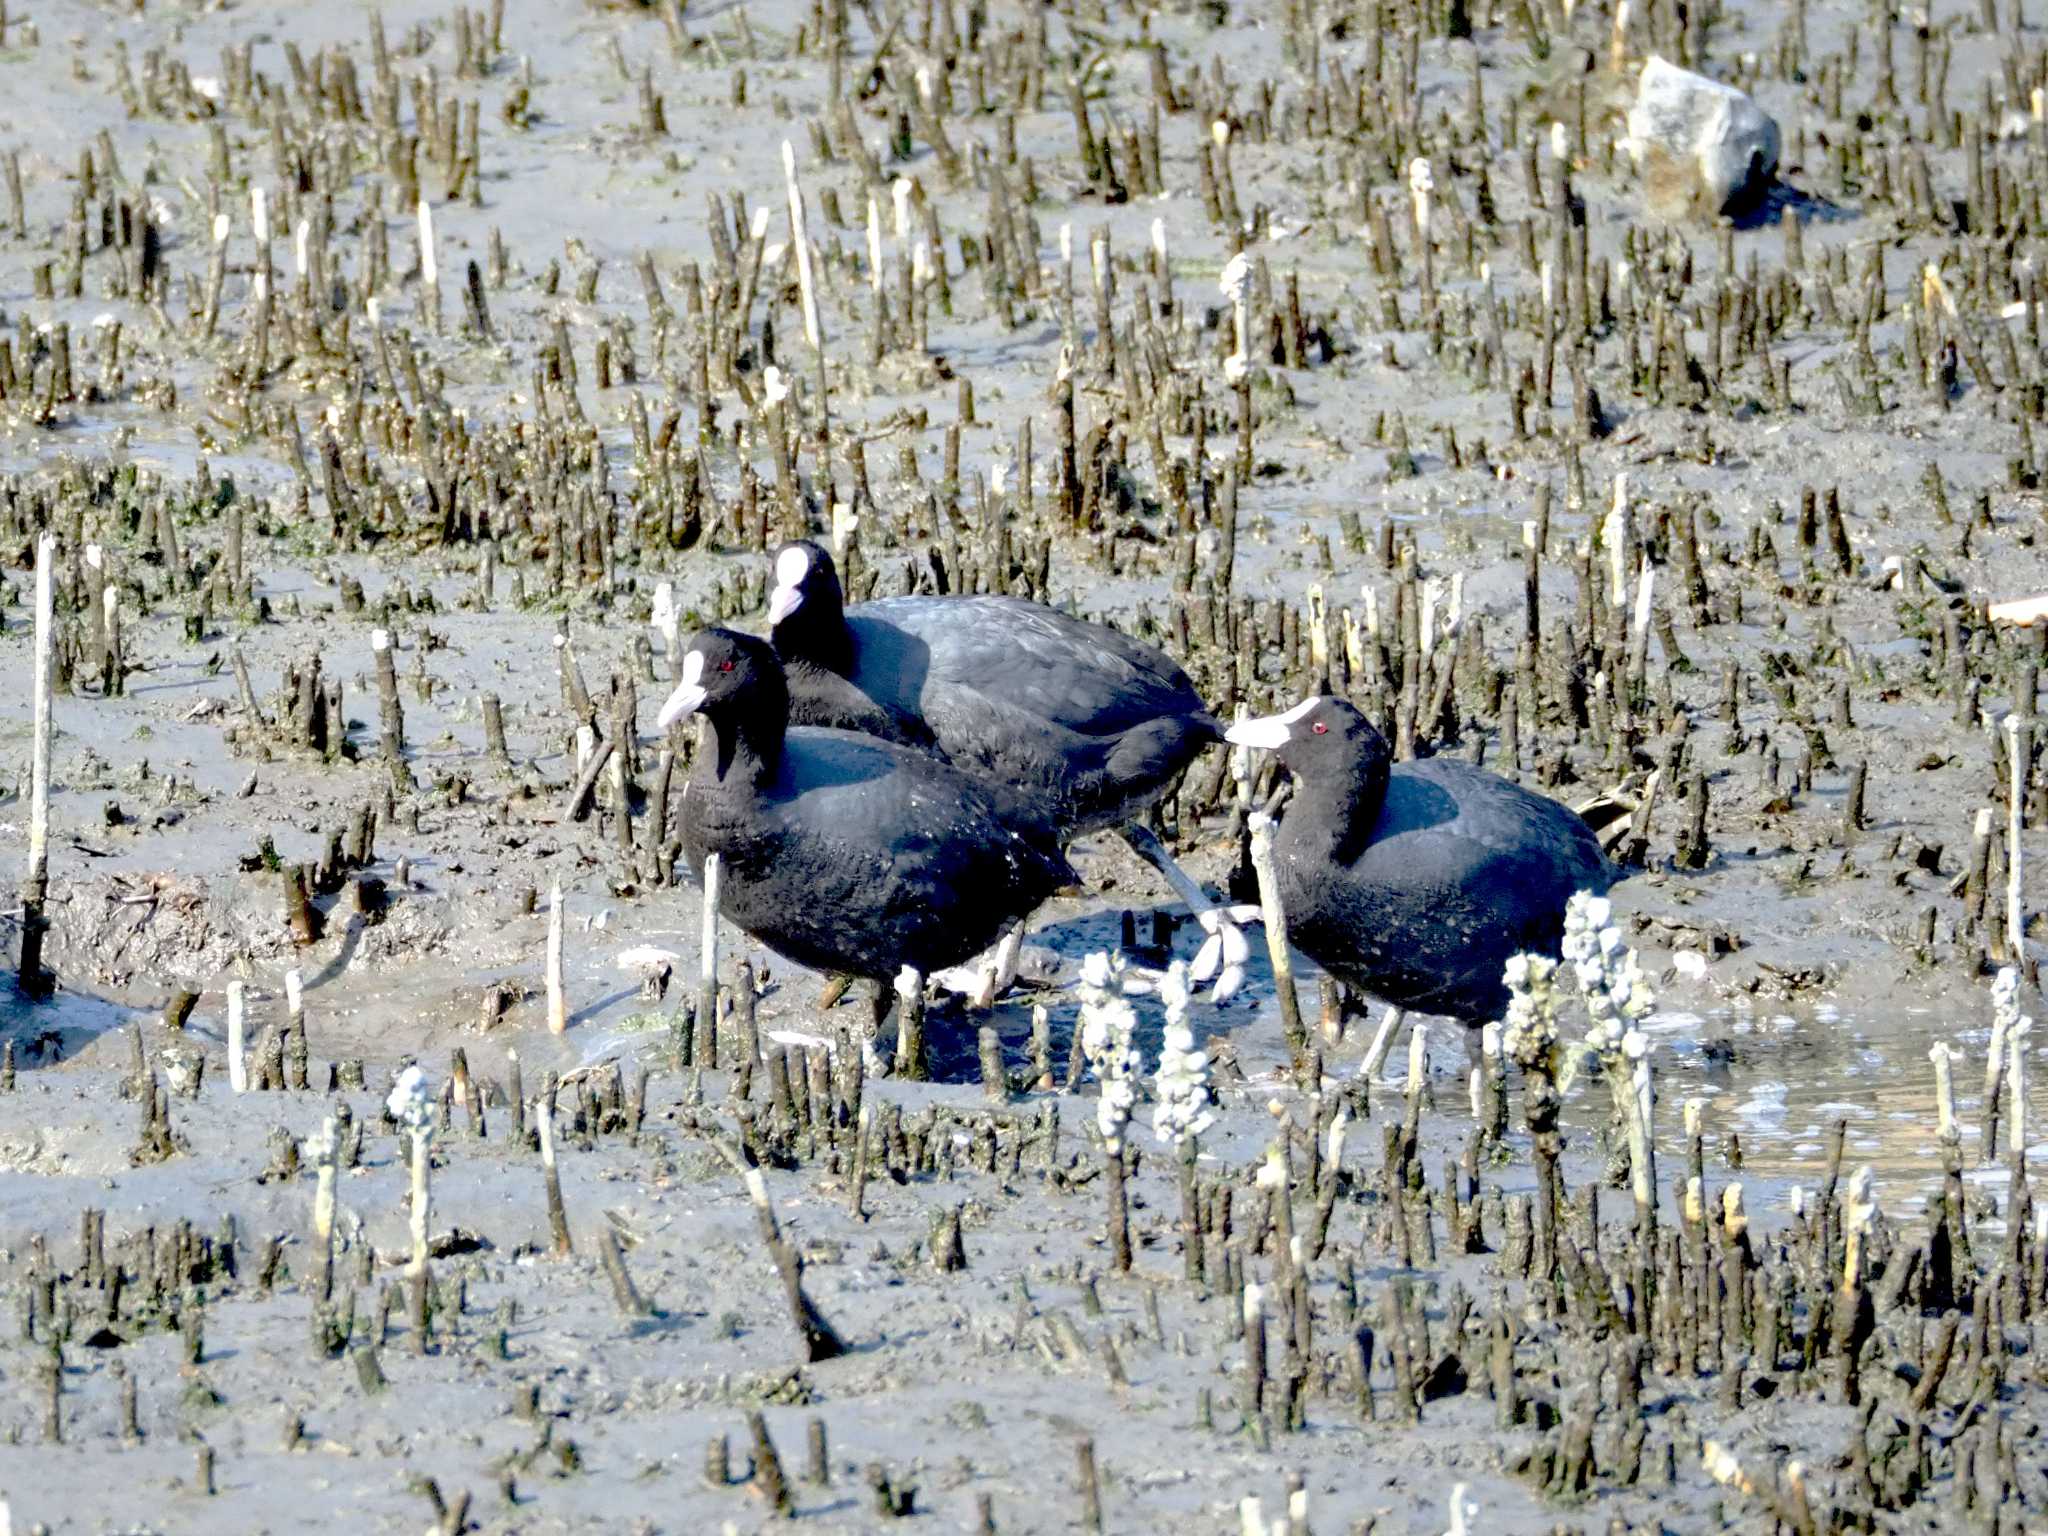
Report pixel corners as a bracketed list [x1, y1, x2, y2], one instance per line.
[1625, 56, 1780, 216]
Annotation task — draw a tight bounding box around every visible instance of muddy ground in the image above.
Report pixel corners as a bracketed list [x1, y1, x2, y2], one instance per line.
[1, 0, 2047, 1528]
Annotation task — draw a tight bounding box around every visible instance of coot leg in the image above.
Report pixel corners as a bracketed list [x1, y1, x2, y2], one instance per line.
[1114, 822, 1250, 996]
[1114, 822, 1216, 919]
[966, 924, 1025, 1008]
[863, 981, 895, 1076]
[1359, 1004, 1408, 1079]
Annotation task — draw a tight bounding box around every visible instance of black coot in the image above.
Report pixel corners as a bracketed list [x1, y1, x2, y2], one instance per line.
[767, 539, 1222, 835]
[1225, 696, 1616, 1024]
[765, 541, 1242, 990]
[657, 628, 1077, 985]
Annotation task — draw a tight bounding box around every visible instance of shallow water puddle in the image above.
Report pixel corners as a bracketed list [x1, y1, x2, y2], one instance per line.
[5, 943, 2033, 1232]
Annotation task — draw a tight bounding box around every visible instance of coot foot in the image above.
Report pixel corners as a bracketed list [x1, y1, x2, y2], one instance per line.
[1114, 822, 1255, 1001]
[972, 925, 1025, 1009]
[932, 924, 1026, 1005]
[1575, 780, 1644, 854]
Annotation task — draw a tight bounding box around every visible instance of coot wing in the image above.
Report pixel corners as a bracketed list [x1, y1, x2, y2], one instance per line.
[856, 596, 1212, 737]
[694, 730, 1074, 979]
[1297, 823, 1533, 1018]
[768, 730, 1073, 898]
[1302, 762, 1612, 1019]
[1381, 759, 1614, 899]
[780, 656, 937, 747]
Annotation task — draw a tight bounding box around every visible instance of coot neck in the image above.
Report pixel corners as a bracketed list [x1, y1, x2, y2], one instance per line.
[774, 603, 856, 678]
[781, 650, 855, 700]
[698, 688, 789, 792]
[1284, 738, 1390, 864]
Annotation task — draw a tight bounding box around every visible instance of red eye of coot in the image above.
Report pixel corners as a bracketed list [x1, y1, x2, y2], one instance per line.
[720, 659, 735, 672]
[1312, 721, 1328, 734]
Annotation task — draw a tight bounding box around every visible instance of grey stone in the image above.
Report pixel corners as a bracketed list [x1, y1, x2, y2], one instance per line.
[1625, 55, 1781, 217]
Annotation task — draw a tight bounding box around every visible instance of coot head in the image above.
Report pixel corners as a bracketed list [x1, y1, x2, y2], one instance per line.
[766, 540, 848, 657]
[657, 627, 789, 734]
[1224, 695, 1388, 779]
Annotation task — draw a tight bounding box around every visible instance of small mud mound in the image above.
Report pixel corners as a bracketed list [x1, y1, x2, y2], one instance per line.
[16, 870, 462, 990]
[46, 870, 295, 988]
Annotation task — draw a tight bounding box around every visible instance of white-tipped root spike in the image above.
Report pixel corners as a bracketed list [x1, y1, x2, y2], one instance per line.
[1930, 1042, 1958, 1141]
[546, 881, 567, 1035]
[416, 198, 437, 288]
[226, 980, 247, 1092]
[1444, 1483, 1477, 1536]
[311, 1116, 339, 1242]
[830, 503, 859, 563]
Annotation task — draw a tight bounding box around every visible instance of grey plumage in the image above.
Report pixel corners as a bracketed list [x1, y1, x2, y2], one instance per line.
[770, 541, 1221, 834]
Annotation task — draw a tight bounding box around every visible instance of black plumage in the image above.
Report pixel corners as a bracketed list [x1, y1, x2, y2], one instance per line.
[1228, 696, 1616, 1024]
[767, 540, 1221, 836]
[658, 628, 1076, 984]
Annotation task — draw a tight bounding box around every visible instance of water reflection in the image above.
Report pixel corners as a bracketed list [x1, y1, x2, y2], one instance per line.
[1615, 999, 2028, 1223]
